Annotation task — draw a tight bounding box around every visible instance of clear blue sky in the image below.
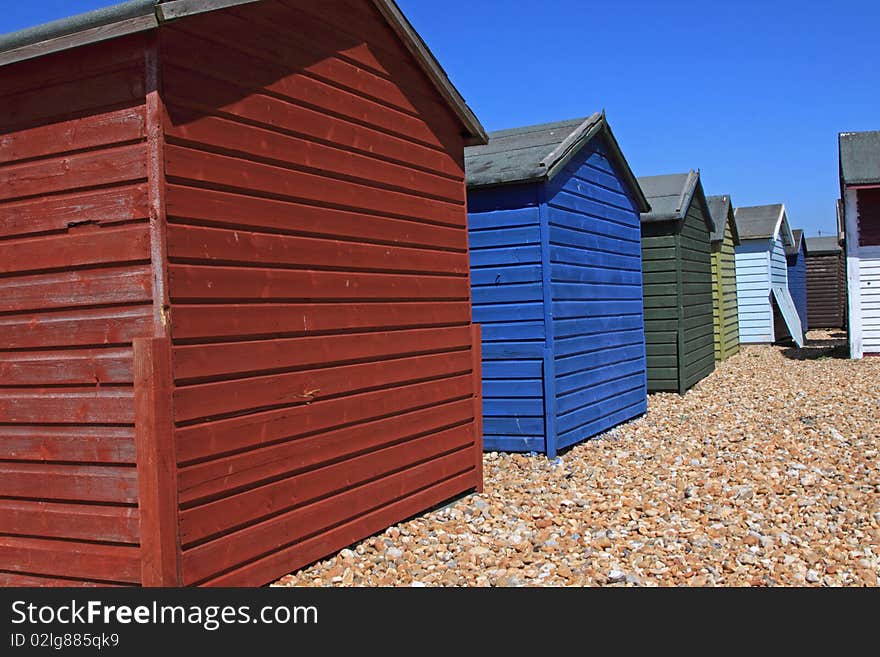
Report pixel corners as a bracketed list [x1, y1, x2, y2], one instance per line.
[4, 0, 879, 237]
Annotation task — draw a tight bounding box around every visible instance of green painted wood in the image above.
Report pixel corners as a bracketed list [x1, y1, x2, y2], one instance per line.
[711, 208, 741, 361]
[641, 190, 716, 393]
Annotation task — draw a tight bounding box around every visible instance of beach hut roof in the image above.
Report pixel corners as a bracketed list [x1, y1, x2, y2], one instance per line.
[734, 203, 794, 246]
[638, 171, 713, 232]
[804, 236, 842, 255]
[464, 113, 650, 211]
[786, 228, 804, 257]
[706, 194, 739, 244]
[839, 130, 880, 187]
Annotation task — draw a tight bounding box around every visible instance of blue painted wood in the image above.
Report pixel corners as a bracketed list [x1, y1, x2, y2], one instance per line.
[467, 133, 647, 457]
[786, 240, 808, 331]
[735, 240, 773, 343]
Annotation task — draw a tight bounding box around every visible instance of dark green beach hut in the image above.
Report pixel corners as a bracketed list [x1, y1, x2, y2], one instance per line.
[638, 172, 716, 394]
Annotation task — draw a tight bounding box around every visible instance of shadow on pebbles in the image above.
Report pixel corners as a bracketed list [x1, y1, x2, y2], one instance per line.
[275, 331, 880, 587]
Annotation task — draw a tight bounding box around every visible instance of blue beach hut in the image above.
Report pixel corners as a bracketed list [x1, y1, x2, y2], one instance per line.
[465, 114, 651, 457]
[786, 229, 809, 333]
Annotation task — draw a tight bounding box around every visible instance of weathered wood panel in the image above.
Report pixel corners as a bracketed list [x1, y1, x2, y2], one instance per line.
[806, 251, 846, 328]
[0, 36, 149, 585]
[160, 0, 480, 586]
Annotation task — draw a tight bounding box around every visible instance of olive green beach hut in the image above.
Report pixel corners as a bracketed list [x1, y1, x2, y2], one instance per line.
[638, 172, 716, 394]
[707, 195, 741, 360]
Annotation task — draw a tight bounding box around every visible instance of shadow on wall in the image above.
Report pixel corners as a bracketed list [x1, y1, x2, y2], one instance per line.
[781, 332, 849, 361]
[159, 0, 465, 174]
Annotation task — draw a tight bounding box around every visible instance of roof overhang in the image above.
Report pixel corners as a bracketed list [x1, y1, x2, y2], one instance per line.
[0, 0, 487, 145]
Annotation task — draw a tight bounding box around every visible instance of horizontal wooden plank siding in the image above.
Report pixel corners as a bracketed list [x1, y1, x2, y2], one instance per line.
[806, 252, 846, 328]
[859, 249, 880, 354]
[0, 37, 149, 585]
[712, 215, 740, 361]
[735, 241, 772, 343]
[787, 241, 809, 332]
[679, 199, 715, 390]
[641, 224, 681, 391]
[468, 185, 545, 453]
[547, 140, 646, 448]
[160, 1, 479, 586]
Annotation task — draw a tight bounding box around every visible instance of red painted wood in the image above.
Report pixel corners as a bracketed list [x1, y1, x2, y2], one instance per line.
[857, 188, 880, 246]
[175, 374, 474, 464]
[166, 223, 467, 274]
[0, 185, 149, 239]
[200, 468, 474, 586]
[164, 185, 465, 250]
[0, 143, 147, 202]
[164, 145, 463, 226]
[169, 265, 467, 303]
[133, 337, 181, 587]
[171, 301, 470, 341]
[0, 572, 129, 587]
[0, 500, 139, 544]
[0, 305, 153, 350]
[181, 425, 474, 546]
[0, 107, 147, 165]
[181, 447, 475, 584]
[161, 66, 461, 178]
[0, 224, 150, 275]
[0, 67, 145, 132]
[163, 109, 463, 201]
[0, 388, 134, 424]
[0, 266, 152, 314]
[0, 536, 140, 583]
[0, 347, 132, 386]
[0, 34, 146, 97]
[173, 350, 470, 423]
[172, 325, 471, 381]
[0, 463, 138, 503]
[177, 397, 474, 504]
[162, 20, 455, 150]
[0, 426, 136, 464]
[471, 323, 484, 493]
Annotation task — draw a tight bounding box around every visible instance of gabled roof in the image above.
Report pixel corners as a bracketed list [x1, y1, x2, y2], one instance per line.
[804, 236, 842, 255]
[464, 113, 650, 211]
[839, 130, 880, 187]
[0, 0, 487, 145]
[734, 204, 794, 246]
[706, 194, 739, 244]
[637, 171, 713, 231]
[785, 228, 804, 257]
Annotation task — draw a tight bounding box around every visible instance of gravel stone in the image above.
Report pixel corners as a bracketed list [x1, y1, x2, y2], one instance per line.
[275, 332, 880, 587]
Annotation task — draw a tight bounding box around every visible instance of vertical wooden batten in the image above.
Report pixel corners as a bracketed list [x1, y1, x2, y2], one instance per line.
[135, 37, 181, 586]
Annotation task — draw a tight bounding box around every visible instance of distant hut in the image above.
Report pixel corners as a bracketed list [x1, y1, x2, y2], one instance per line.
[706, 194, 741, 361]
[805, 236, 846, 329]
[638, 172, 716, 393]
[839, 130, 880, 357]
[465, 114, 651, 456]
[785, 229, 809, 333]
[733, 204, 804, 346]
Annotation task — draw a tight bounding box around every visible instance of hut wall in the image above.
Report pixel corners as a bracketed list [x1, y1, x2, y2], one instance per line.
[787, 243, 809, 332]
[641, 226, 681, 391]
[545, 140, 647, 451]
[0, 35, 153, 586]
[806, 252, 846, 328]
[711, 219, 740, 360]
[679, 200, 715, 390]
[735, 241, 772, 343]
[468, 185, 546, 453]
[159, 1, 481, 586]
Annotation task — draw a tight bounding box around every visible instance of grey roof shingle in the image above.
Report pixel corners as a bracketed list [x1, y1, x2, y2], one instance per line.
[839, 130, 880, 187]
[734, 204, 786, 240]
[464, 114, 650, 212]
[0, 0, 487, 144]
[637, 171, 712, 232]
[786, 228, 804, 257]
[804, 236, 842, 255]
[706, 194, 738, 244]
